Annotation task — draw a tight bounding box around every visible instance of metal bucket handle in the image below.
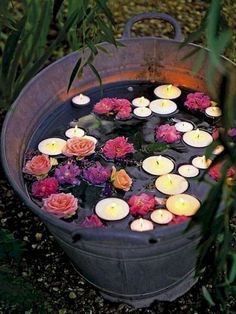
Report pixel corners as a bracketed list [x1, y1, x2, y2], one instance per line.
[122, 12, 182, 41]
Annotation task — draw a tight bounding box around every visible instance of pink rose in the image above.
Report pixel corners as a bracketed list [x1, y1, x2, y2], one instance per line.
[42, 193, 78, 218]
[156, 124, 181, 143]
[80, 214, 104, 228]
[184, 92, 211, 112]
[102, 136, 134, 159]
[32, 177, 58, 198]
[208, 161, 236, 181]
[114, 99, 132, 119]
[128, 193, 156, 216]
[62, 137, 95, 158]
[93, 98, 115, 115]
[23, 154, 52, 176]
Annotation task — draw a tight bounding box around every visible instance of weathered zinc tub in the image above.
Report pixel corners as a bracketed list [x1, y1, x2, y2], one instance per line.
[1, 13, 235, 307]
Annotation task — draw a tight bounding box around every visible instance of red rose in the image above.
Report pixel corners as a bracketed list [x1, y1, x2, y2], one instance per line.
[128, 193, 156, 216]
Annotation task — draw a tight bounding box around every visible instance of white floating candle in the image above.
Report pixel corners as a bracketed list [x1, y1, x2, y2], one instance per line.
[132, 96, 150, 107]
[175, 121, 194, 133]
[130, 218, 154, 232]
[205, 106, 222, 118]
[133, 107, 152, 118]
[149, 99, 177, 115]
[183, 129, 213, 148]
[95, 198, 129, 221]
[72, 93, 90, 106]
[178, 164, 199, 178]
[154, 84, 181, 99]
[150, 209, 173, 224]
[38, 138, 66, 155]
[166, 194, 201, 216]
[213, 145, 224, 155]
[192, 156, 212, 169]
[65, 125, 85, 138]
[155, 174, 189, 195]
[142, 155, 174, 176]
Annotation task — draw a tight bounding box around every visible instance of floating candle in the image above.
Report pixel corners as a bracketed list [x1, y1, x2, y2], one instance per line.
[130, 218, 154, 232]
[205, 106, 222, 118]
[192, 155, 212, 169]
[155, 174, 189, 195]
[178, 164, 199, 178]
[154, 84, 181, 99]
[95, 198, 129, 221]
[183, 129, 213, 148]
[133, 107, 152, 118]
[142, 155, 174, 176]
[65, 125, 85, 138]
[38, 138, 66, 155]
[166, 194, 201, 216]
[132, 96, 150, 107]
[150, 209, 173, 224]
[149, 99, 177, 115]
[175, 121, 194, 133]
[213, 145, 224, 155]
[72, 93, 90, 106]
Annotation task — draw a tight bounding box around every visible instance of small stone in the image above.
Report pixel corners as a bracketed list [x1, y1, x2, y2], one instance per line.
[23, 236, 29, 242]
[69, 292, 77, 299]
[17, 212, 23, 218]
[35, 233, 42, 241]
[59, 309, 67, 314]
[32, 244, 37, 249]
[52, 287, 59, 292]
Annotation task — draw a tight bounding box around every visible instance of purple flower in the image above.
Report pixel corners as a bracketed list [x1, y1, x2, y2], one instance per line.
[228, 128, 236, 138]
[80, 214, 104, 228]
[184, 92, 211, 112]
[54, 163, 81, 185]
[83, 161, 111, 185]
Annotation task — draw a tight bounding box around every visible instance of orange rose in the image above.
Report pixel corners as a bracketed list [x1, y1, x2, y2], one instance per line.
[62, 137, 95, 158]
[111, 167, 132, 191]
[42, 193, 78, 218]
[23, 154, 52, 176]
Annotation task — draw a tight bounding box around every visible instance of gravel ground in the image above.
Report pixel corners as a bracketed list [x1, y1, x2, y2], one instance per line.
[1, 0, 236, 313]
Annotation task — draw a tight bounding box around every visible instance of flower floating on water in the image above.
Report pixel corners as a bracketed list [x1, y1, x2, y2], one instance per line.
[62, 137, 95, 158]
[32, 177, 59, 198]
[184, 92, 211, 112]
[102, 136, 134, 159]
[42, 193, 78, 218]
[228, 128, 236, 138]
[111, 166, 132, 191]
[23, 154, 52, 176]
[208, 161, 236, 181]
[54, 163, 81, 185]
[170, 215, 189, 224]
[156, 124, 181, 143]
[128, 193, 156, 216]
[83, 161, 111, 185]
[212, 128, 219, 140]
[93, 98, 132, 120]
[80, 214, 104, 228]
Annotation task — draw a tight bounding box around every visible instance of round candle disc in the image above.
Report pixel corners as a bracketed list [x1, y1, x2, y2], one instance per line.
[142, 156, 174, 176]
[130, 218, 154, 232]
[183, 129, 213, 148]
[205, 107, 222, 118]
[38, 138, 66, 155]
[166, 194, 201, 216]
[133, 107, 152, 118]
[192, 156, 212, 169]
[213, 145, 224, 155]
[175, 121, 194, 132]
[150, 209, 173, 224]
[72, 94, 90, 106]
[178, 164, 199, 178]
[149, 99, 177, 115]
[65, 127, 85, 138]
[132, 97, 150, 107]
[95, 198, 129, 221]
[155, 174, 189, 195]
[154, 85, 181, 99]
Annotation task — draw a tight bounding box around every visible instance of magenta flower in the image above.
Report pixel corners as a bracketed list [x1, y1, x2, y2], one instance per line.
[54, 163, 81, 185]
[32, 177, 59, 198]
[93, 98, 115, 115]
[156, 124, 181, 143]
[128, 193, 156, 216]
[228, 128, 236, 137]
[114, 99, 132, 119]
[170, 215, 189, 224]
[102, 136, 135, 159]
[184, 92, 211, 112]
[80, 214, 104, 228]
[212, 128, 219, 140]
[83, 162, 111, 185]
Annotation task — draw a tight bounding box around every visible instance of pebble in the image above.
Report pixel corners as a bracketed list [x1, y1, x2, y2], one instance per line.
[68, 292, 77, 299]
[35, 232, 42, 241]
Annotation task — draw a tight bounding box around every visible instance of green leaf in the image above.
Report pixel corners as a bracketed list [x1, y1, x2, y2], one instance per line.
[67, 57, 82, 92]
[53, 0, 64, 20]
[88, 62, 102, 87]
[192, 49, 206, 75]
[229, 253, 236, 283]
[202, 286, 215, 306]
